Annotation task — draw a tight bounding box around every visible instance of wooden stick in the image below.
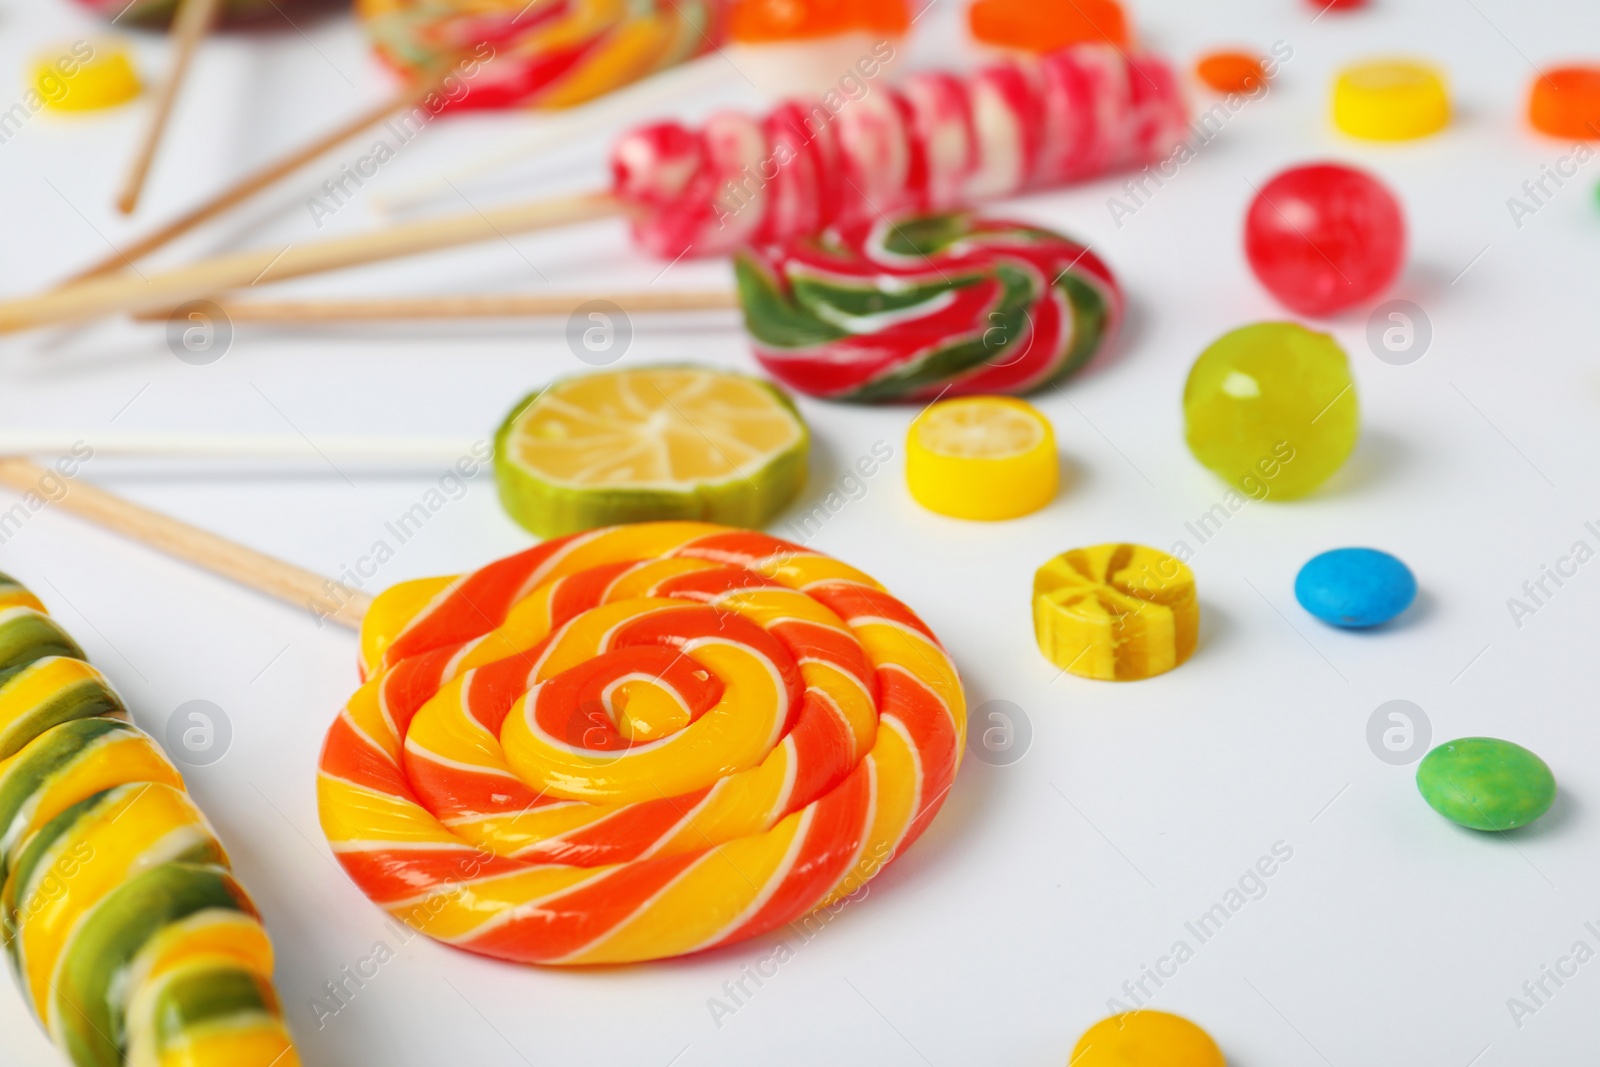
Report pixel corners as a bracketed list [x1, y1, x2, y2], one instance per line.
[137, 290, 740, 323]
[0, 434, 481, 462]
[0, 457, 369, 629]
[0, 191, 621, 335]
[371, 53, 727, 217]
[71, 59, 469, 284]
[116, 0, 225, 215]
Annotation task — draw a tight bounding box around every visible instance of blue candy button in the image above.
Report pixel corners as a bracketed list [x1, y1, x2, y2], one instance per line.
[1295, 547, 1417, 628]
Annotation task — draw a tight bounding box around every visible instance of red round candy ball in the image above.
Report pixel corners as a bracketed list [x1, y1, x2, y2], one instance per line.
[1245, 163, 1405, 317]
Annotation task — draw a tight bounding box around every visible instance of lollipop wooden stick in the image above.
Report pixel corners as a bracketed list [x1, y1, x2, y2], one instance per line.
[0, 456, 370, 629]
[73, 58, 469, 283]
[0, 191, 620, 334]
[0, 433, 480, 462]
[116, 0, 224, 215]
[140, 289, 739, 322]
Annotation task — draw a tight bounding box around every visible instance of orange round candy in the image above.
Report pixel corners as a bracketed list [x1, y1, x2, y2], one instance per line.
[1529, 66, 1600, 139]
[1196, 51, 1267, 94]
[969, 0, 1129, 54]
[729, 0, 909, 43]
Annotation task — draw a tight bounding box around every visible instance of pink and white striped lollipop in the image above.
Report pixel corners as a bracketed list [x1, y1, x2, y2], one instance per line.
[612, 42, 1187, 259]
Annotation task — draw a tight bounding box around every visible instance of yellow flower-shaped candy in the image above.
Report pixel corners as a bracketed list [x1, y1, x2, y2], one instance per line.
[906, 396, 1057, 521]
[1033, 544, 1198, 681]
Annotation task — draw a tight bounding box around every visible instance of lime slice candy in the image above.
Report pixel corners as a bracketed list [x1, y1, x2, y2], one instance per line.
[494, 366, 810, 537]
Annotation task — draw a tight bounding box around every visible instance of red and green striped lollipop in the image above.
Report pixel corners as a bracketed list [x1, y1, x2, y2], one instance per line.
[735, 213, 1122, 403]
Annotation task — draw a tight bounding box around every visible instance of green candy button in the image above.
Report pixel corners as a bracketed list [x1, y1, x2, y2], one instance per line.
[1416, 737, 1556, 832]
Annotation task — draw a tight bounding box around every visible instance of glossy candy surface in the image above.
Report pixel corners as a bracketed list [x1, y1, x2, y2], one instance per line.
[1295, 547, 1417, 628]
[359, 0, 726, 110]
[729, 0, 907, 42]
[612, 42, 1186, 259]
[738, 214, 1122, 402]
[1033, 544, 1199, 681]
[1245, 163, 1405, 316]
[0, 582, 299, 1067]
[1072, 1010, 1226, 1066]
[1333, 59, 1450, 141]
[1196, 50, 1266, 94]
[1184, 323, 1359, 500]
[1416, 738, 1556, 831]
[906, 397, 1058, 520]
[1529, 66, 1600, 139]
[968, 0, 1129, 54]
[318, 523, 966, 965]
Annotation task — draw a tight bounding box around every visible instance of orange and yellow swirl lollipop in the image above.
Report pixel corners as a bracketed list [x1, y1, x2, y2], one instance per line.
[318, 522, 966, 964]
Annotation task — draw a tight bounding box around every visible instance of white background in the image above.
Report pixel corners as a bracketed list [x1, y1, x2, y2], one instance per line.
[2, 1, 1599, 1064]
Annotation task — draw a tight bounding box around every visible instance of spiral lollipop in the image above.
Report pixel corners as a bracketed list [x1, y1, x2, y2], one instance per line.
[737, 213, 1122, 402]
[360, 0, 729, 110]
[0, 579, 298, 1067]
[318, 522, 966, 965]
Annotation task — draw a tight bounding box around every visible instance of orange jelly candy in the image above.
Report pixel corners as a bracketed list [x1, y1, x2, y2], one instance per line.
[729, 0, 910, 43]
[969, 0, 1130, 53]
[1529, 66, 1600, 139]
[1196, 50, 1267, 94]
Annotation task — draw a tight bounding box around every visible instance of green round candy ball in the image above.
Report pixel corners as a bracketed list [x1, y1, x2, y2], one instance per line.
[1183, 322, 1359, 500]
[1416, 737, 1556, 831]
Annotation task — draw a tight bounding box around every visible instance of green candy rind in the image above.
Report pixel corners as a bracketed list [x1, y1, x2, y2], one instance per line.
[0, 609, 84, 688]
[52, 863, 255, 1067]
[1416, 737, 1556, 832]
[493, 368, 810, 539]
[0, 658, 125, 761]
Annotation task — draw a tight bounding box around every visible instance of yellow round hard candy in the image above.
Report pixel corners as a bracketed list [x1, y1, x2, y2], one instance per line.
[1071, 1010, 1225, 1067]
[905, 396, 1057, 521]
[1033, 544, 1198, 681]
[34, 41, 142, 113]
[1333, 59, 1449, 140]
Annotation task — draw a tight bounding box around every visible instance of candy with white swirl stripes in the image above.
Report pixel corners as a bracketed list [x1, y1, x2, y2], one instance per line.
[737, 213, 1122, 401]
[318, 522, 967, 964]
[0, 584, 298, 1067]
[612, 42, 1186, 258]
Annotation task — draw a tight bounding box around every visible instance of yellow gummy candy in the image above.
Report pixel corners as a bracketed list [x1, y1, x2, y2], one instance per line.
[34, 41, 142, 113]
[1333, 59, 1449, 141]
[1033, 544, 1198, 681]
[905, 396, 1057, 521]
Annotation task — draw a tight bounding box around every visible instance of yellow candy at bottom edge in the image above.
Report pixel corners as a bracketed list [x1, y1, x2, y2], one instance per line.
[1071, 1009, 1225, 1067]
